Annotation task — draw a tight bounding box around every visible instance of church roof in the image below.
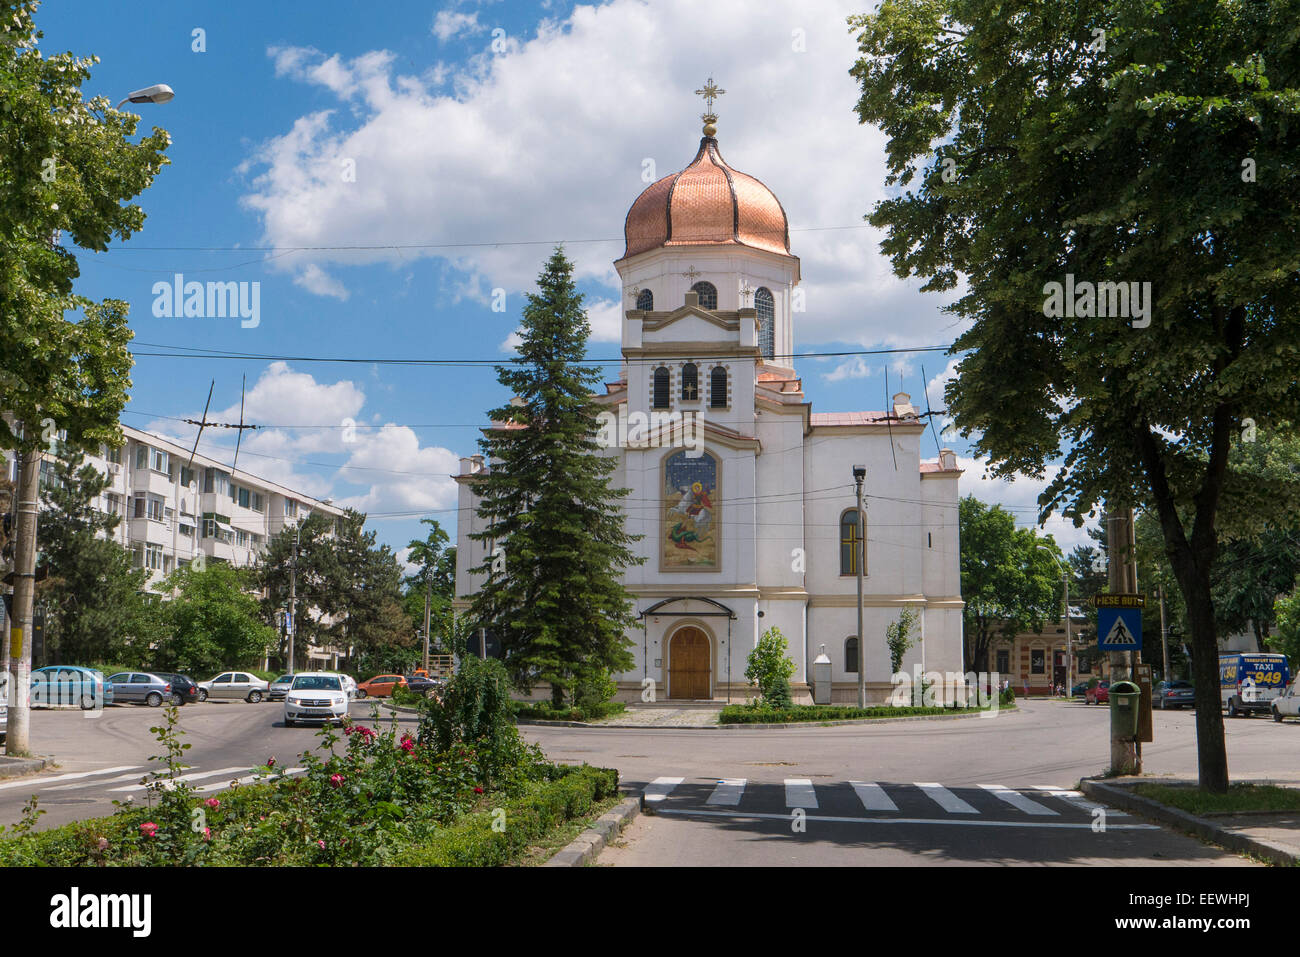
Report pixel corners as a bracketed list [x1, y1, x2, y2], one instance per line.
[621, 135, 792, 261]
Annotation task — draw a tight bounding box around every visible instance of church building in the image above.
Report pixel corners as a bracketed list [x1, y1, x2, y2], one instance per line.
[454, 91, 964, 703]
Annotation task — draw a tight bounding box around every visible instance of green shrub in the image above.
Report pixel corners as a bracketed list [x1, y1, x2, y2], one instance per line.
[745, 627, 797, 706]
[512, 699, 627, 722]
[719, 702, 991, 724]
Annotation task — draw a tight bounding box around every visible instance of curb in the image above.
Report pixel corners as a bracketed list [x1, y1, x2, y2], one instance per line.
[0, 756, 51, 780]
[542, 796, 640, 867]
[517, 705, 1014, 731]
[1080, 779, 1300, 866]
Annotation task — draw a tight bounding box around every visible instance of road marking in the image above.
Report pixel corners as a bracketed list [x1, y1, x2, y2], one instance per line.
[643, 776, 684, 803]
[46, 772, 151, 792]
[850, 781, 898, 812]
[108, 766, 248, 793]
[784, 778, 818, 808]
[915, 782, 978, 814]
[1033, 785, 1129, 817]
[653, 807, 1160, 829]
[192, 768, 305, 793]
[706, 778, 746, 806]
[978, 784, 1058, 815]
[0, 765, 141, 792]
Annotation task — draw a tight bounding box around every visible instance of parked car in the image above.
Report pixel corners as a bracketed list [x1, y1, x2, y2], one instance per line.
[267, 674, 295, 701]
[150, 672, 201, 706]
[1154, 679, 1196, 710]
[1221, 652, 1291, 717]
[1272, 679, 1300, 723]
[107, 672, 174, 708]
[1085, 681, 1110, 705]
[404, 673, 444, 698]
[197, 672, 269, 703]
[1071, 681, 1091, 697]
[29, 666, 114, 710]
[283, 672, 350, 727]
[356, 674, 406, 699]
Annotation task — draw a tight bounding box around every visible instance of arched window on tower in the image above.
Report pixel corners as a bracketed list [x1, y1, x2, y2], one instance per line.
[845, 636, 859, 674]
[709, 365, 728, 408]
[840, 508, 865, 576]
[681, 363, 698, 401]
[636, 288, 653, 311]
[691, 281, 717, 310]
[652, 367, 670, 410]
[755, 287, 775, 359]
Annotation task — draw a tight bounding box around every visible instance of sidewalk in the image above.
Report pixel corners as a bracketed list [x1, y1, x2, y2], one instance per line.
[1082, 778, 1300, 865]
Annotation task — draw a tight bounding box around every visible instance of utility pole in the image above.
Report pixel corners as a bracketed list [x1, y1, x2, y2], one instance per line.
[1063, 570, 1072, 695]
[1159, 585, 1170, 681]
[287, 523, 298, 673]
[6, 439, 40, 756]
[422, 574, 432, 673]
[853, 465, 867, 708]
[1106, 507, 1140, 774]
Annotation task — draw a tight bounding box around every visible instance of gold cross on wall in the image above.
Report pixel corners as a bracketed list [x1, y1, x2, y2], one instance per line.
[682, 265, 701, 282]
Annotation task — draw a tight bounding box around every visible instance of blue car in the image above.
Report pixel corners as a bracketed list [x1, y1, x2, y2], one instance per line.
[30, 666, 114, 710]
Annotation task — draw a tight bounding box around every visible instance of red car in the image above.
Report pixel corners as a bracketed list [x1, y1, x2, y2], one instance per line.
[1085, 682, 1110, 705]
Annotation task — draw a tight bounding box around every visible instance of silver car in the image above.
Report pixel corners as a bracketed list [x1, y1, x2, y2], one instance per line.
[197, 671, 269, 703]
[107, 672, 174, 708]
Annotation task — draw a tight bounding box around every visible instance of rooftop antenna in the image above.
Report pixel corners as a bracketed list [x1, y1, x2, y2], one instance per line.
[884, 366, 898, 471]
[186, 380, 215, 469]
[920, 363, 944, 457]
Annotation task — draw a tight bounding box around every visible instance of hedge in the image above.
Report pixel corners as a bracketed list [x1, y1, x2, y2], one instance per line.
[511, 700, 627, 722]
[390, 764, 620, 866]
[718, 702, 999, 724]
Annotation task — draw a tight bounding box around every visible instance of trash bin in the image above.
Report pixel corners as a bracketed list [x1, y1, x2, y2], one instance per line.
[1109, 680, 1142, 740]
[812, 645, 832, 705]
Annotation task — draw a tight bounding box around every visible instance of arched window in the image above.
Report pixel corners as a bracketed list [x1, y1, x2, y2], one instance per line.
[755, 287, 775, 359]
[681, 363, 698, 401]
[709, 366, 728, 408]
[691, 281, 717, 310]
[845, 637, 859, 674]
[636, 288, 653, 311]
[652, 367, 670, 410]
[840, 508, 864, 576]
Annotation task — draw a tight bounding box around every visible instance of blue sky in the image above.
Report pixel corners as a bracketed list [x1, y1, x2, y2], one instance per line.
[35, 0, 1086, 563]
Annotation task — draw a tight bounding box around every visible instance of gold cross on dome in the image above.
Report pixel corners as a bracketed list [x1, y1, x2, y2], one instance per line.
[695, 77, 725, 114]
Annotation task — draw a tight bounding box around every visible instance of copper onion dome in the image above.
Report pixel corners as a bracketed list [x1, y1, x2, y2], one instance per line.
[620, 134, 793, 261]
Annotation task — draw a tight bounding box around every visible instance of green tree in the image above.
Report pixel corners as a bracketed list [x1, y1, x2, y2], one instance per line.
[1, 0, 170, 753]
[257, 512, 336, 670]
[850, 0, 1300, 791]
[467, 248, 641, 707]
[402, 517, 455, 649]
[1269, 582, 1300, 672]
[35, 449, 163, 664]
[328, 509, 412, 669]
[958, 497, 1062, 673]
[745, 626, 797, 707]
[886, 606, 920, 675]
[156, 563, 275, 674]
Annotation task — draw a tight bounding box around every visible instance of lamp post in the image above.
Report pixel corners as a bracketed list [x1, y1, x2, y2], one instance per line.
[115, 84, 175, 110]
[853, 465, 866, 708]
[1037, 545, 1071, 696]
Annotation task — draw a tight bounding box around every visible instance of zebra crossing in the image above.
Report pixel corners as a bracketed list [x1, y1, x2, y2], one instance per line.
[640, 775, 1155, 830]
[1, 764, 306, 800]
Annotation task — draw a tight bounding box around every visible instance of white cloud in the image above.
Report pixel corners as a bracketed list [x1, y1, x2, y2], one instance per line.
[433, 10, 485, 42]
[294, 263, 350, 300]
[239, 0, 965, 349]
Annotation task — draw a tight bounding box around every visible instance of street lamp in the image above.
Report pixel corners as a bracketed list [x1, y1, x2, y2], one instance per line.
[116, 84, 175, 110]
[1037, 544, 1071, 697]
[853, 465, 866, 708]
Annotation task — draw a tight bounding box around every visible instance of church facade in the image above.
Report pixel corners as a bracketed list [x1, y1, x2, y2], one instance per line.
[454, 109, 964, 704]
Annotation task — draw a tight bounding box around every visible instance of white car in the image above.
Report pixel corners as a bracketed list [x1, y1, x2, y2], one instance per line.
[1271, 680, 1300, 723]
[283, 672, 351, 727]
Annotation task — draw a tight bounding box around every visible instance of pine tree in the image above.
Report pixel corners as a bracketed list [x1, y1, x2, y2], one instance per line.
[468, 248, 641, 706]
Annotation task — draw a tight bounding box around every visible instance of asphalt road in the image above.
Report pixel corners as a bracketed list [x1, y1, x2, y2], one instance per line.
[2, 698, 1296, 865]
[0, 698, 418, 830]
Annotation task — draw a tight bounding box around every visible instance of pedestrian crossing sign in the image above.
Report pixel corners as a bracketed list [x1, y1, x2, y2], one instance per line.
[1098, 606, 1142, 650]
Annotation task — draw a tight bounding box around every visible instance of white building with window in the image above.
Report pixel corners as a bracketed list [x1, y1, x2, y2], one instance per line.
[454, 115, 965, 703]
